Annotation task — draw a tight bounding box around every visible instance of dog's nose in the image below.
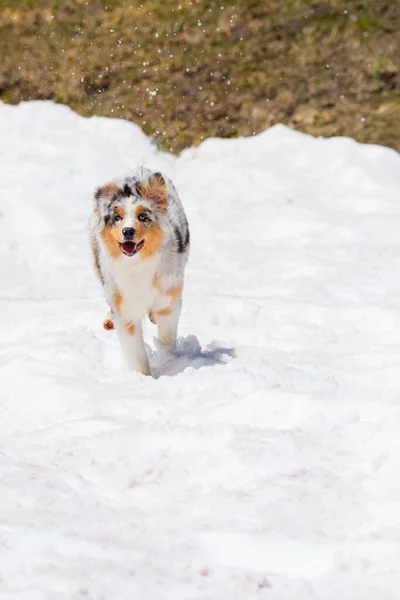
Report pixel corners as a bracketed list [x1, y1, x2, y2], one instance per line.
[122, 227, 135, 239]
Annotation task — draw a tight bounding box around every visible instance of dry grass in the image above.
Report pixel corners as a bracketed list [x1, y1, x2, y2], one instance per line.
[0, 0, 399, 152]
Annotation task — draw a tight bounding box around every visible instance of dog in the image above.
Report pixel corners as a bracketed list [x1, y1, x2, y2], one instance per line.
[90, 168, 190, 375]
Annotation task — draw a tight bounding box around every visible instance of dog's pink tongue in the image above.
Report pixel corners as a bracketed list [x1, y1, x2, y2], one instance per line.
[121, 241, 136, 255]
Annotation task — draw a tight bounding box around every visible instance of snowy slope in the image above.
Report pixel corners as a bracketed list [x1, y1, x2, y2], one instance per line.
[1, 101, 400, 599]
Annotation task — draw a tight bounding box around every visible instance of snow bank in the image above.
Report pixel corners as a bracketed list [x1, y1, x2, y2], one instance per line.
[1, 101, 400, 599]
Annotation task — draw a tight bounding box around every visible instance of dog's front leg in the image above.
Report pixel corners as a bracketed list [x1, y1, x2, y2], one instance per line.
[155, 296, 182, 348]
[114, 318, 150, 376]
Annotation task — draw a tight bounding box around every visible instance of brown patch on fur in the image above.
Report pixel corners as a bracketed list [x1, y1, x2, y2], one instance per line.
[155, 306, 171, 317]
[101, 222, 124, 259]
[103, 315, 115, 330]
[154, 287, 181, 318]
[126, 322, 135, 335]
[137, 174, 168, 212]
[152, 273, 161, 291]
[98, 181, 119, 198]
[113, 291, 122, 315]
[168, 286, 182, 302]
[152, 275, 182, 300]
[115, 206, 124, 217]
[150, 283, 182, 320]
[112, 292, 134, 333]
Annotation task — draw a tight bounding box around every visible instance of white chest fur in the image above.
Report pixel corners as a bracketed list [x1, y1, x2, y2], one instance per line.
[108, 253, 159, 321]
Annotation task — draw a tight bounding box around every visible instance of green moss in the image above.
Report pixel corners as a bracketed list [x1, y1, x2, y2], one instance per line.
[355, 11, 380, 32]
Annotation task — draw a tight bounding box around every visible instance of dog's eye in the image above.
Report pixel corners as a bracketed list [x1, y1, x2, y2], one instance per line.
[114, 214, 122, 223]
[138, 213, 149, 223]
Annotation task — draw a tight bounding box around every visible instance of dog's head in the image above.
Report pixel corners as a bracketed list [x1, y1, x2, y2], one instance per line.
[94, 172, 168, 260]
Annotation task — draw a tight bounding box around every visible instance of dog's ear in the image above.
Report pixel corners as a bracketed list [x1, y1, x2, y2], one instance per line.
[94, 182, 118, 218]
[138, 173, 168, 212]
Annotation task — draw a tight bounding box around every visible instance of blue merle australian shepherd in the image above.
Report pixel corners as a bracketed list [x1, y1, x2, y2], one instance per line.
[90, 168, 190, 375]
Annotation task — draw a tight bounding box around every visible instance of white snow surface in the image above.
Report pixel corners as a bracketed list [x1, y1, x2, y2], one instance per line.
[1, 101, 400, 600]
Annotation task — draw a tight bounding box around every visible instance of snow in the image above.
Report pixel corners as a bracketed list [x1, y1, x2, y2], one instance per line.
[1, 100, 400, 599]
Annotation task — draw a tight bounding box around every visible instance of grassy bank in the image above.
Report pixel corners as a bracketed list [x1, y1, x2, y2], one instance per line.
[0, 0, 399, 152]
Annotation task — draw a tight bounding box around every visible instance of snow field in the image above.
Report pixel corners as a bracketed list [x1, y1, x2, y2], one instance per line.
[1, 101, 400, 599]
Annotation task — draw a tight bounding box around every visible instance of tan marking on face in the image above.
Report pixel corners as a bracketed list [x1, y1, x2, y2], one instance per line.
[135, 205, 145, 218]
[101, 221, 124, 259]
[136, 221, 164, 259]
[138, 174, 168, 212]
[148, 311, 156, 324]
[115, 206, 124, 218]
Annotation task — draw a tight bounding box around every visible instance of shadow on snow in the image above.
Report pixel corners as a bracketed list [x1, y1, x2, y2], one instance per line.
[149, 334, 235, 377]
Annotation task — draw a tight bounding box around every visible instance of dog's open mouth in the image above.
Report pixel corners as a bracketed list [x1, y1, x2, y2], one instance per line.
[120, 240, 144, 257]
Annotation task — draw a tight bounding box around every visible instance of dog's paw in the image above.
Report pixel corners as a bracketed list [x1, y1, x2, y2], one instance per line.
[103, 315, 115, 331]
